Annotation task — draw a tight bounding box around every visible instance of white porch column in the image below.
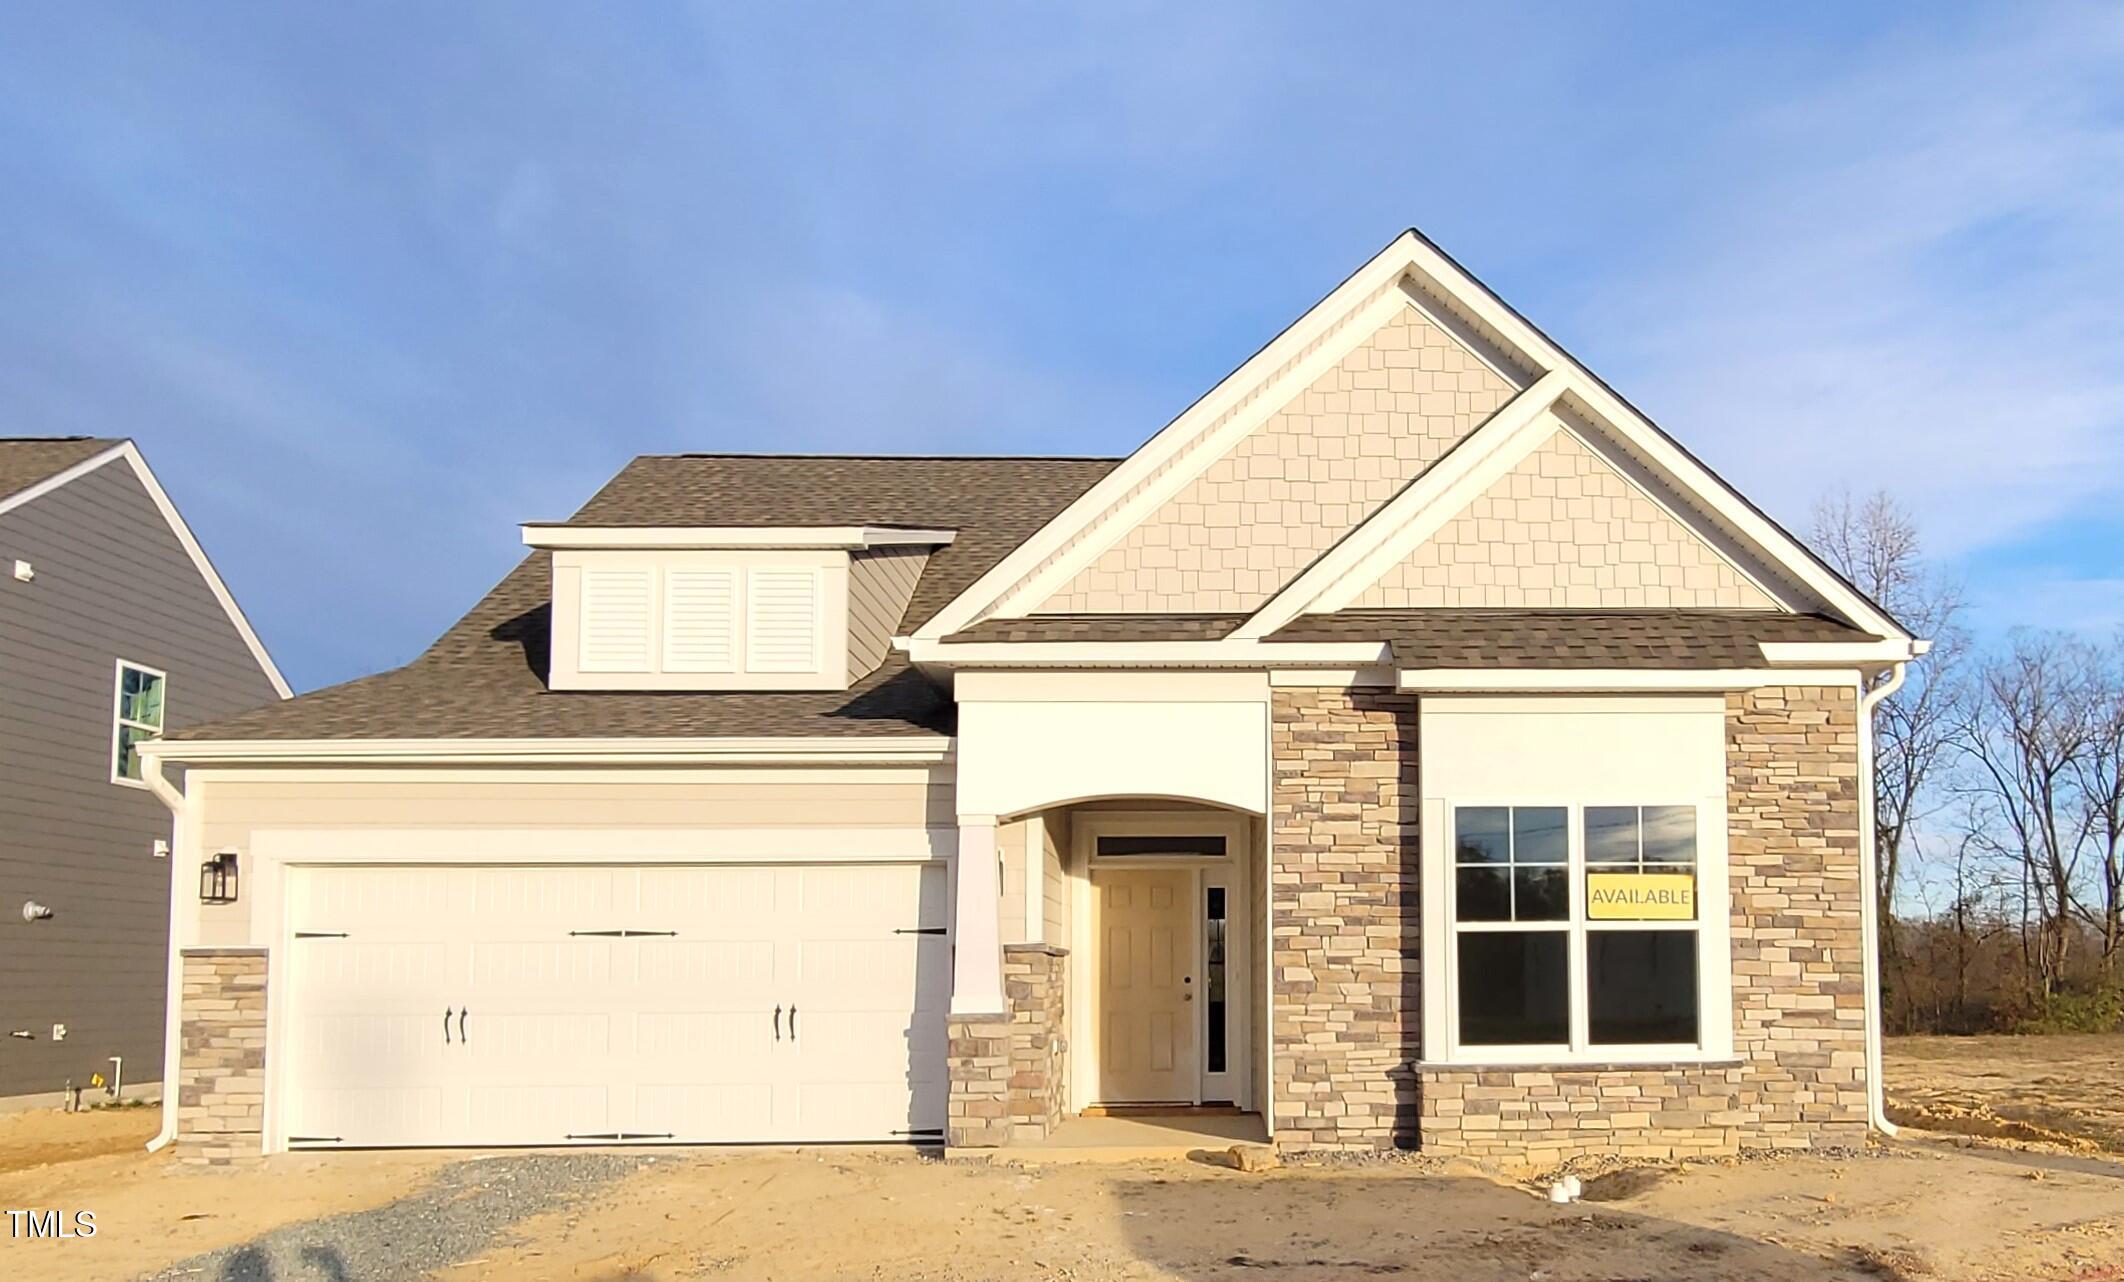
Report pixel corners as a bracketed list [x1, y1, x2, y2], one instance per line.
[951, 814, 1007, 1015]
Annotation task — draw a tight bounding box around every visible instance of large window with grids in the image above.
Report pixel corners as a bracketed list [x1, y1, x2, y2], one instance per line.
[1448, 801, 1716, 1058]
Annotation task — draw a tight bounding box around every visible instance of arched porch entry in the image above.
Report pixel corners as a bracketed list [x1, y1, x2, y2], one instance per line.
[944, 673, 1272, 1144]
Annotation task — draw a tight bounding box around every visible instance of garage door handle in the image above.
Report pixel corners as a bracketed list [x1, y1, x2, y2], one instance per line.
[789, 1004, 797, 1042]
[443, 1008, 453, 1045]
[773, 1005, 781, 1042]
[459, 1009, 468, 1044]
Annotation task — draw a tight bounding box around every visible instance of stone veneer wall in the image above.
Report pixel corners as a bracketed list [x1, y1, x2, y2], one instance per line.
[945, 943, 1069, 1149]
[1418, 685, 1871, 1163]
[174, 948, 267, 1164]
[1269, 688, 1421, 1151]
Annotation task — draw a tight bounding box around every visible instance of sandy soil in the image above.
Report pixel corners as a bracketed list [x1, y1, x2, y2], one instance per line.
[1887, 1033, 2124, 1154]
[422, 1143, 2124, 1282]
[5, 1044, 2124, 1282]
[0, 1109, 454, 1282]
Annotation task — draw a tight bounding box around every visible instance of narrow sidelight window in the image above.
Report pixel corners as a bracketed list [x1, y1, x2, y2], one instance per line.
[1204, 886, 1228, 1073]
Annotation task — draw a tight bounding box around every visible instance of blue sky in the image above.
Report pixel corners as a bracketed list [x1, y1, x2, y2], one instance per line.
[3, 3, 2119, 691]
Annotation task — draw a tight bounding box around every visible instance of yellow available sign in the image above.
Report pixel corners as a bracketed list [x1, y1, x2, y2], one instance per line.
[1586, 872, 1695, 921]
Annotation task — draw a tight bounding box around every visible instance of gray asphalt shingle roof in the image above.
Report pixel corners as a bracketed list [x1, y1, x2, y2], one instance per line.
[1266, 609, 1877, 668]
[0, 437, 121, 502]
[169, 454, 1120, 741]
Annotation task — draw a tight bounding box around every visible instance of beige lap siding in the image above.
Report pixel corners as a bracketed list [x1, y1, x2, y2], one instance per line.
[1268, 688, 1422, 1151]
[1274, 685, 1869, 1158]
[174, 948, 267, 1164]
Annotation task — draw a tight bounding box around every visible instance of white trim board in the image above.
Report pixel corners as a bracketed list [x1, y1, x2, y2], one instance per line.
[248, 825, 957, 864]
[0, 442, 291, 698]
[141, 735, 957, 766]
[523, 525, 956, 551]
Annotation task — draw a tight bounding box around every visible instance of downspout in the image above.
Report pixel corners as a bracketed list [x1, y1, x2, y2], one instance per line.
[1857, 663, 1906, 1138]
[141, 753, 188, 1153]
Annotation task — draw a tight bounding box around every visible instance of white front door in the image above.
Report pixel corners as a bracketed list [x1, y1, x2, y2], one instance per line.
[279, 862, 947, 1147]
[1090, 866, 1197, 1104]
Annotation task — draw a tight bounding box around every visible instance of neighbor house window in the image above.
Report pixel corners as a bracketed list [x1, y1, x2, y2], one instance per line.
[1451, 802, 1705, 1055]
[112, 661, 166, 784]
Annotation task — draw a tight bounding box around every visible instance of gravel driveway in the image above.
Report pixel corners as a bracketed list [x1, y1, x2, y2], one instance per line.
[139, 1152, 646, 1282]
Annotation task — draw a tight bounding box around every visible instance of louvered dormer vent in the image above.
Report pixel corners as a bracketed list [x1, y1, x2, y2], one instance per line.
[520, 525, 952, 692]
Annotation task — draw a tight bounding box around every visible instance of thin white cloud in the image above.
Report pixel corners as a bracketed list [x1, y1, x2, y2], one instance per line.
[1588, 4, 2124, 558]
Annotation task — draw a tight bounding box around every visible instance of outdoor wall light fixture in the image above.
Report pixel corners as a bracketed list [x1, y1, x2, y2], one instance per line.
[200, 850, 239, 905]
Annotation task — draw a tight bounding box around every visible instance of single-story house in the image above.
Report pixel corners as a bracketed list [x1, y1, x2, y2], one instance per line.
[143, 230, 1920, 1165]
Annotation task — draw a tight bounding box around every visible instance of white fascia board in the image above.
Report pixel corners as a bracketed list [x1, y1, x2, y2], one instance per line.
[1397, 668, 1865, 693]
[139, 735, 956, 766]
[913, 234, 1441, 641]
[522, 525, 956, 551]
[903, 638, 1389, 668]
[1, 443, 293, 699]
[1757, 639, 1921, 665]
[1234, 370, 1572, 638]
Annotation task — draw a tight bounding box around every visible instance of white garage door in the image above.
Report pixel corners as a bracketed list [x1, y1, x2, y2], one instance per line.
[279, 862, 948, 1148]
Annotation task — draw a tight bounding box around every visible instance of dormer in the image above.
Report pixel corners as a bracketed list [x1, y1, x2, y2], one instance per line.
[521, 524, 954, 691]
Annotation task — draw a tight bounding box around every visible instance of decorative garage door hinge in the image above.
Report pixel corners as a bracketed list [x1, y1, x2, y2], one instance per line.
[566, 929, 680, 938]
[893, 926, 946, 935]
[293, 931, 349, 939]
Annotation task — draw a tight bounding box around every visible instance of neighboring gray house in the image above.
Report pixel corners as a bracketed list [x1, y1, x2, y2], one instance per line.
[0, 437, 286, 1106]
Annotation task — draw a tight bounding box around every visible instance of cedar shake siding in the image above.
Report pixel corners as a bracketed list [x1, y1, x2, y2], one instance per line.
[0, 452, 282, 1100]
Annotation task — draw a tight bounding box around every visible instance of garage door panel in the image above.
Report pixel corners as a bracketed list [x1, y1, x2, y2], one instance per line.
[287, 1086, 444, 1145]
[468, 1084, 612, 1141]
[282, 861, 945, 1147]
[635, 1082, 777, 1141]
[469, 939, 619, 991]
[285, 1013, 452, 1095]
[635, 938, 774, 992]
[638, 865, 782, 922]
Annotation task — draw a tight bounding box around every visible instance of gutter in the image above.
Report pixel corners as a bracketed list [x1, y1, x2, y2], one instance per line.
[140, 756, 188, 1154]
[1856, 663, 1907, 1139]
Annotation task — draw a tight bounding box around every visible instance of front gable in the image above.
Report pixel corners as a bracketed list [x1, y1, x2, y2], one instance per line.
[911, 229, 1910, 650]
[1348, 426, 1779, 610]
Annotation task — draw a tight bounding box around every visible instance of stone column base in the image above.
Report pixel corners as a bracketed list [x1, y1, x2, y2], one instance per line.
[946, 943, 1070, 1151]
[174, 948, 268, 1164]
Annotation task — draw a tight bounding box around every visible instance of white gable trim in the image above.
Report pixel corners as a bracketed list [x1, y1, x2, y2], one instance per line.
[0, 442, 291, 698]
[914, 237, 1456, 641]
[917, 229, 1909, 646]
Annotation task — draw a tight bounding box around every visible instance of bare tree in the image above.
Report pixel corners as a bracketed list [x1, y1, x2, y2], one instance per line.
[1955, 632, 2095, 998]
[1810, 488, 1966, 962]
[2069, 634, 2124, 973]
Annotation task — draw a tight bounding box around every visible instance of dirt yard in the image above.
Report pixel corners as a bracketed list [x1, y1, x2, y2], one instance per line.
[0, 1046, 2119, 1282]
[1886, 1032, 2124, 1154]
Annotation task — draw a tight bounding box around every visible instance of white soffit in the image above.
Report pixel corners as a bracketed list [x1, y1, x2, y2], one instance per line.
[522, 525, 957, 551]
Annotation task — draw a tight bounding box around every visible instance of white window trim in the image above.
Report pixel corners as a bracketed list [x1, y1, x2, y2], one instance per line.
[1421, 795, 1734, 1067]
[110, 658, 168, 789]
